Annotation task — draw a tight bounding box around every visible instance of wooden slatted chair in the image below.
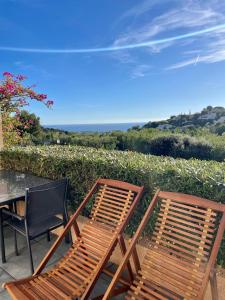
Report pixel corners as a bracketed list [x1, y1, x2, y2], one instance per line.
[103, 190, 225, 300]
[3, 178, 144, 300]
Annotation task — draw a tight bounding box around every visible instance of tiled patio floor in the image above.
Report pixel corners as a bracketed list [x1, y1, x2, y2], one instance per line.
[0, 227, 116, 300]
[0, 227, 224, 299]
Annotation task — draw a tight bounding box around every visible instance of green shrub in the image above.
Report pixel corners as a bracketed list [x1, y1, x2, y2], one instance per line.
[24, 125, 225, 161]
[1, 145, 225, 265]
[148, 135, 212, 160]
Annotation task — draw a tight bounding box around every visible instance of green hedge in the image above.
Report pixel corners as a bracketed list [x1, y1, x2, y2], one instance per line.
[1, 145, 225, 266]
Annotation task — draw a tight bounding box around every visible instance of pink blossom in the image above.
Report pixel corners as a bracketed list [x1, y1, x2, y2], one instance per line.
[1, 72, 54, 124]
[47, 100, 54, 107]
[3, 72, 13, 77]
[16, 74, 26, 81]
[0, 86, 5, 94]
[5, 83, 16, 94]
[37, 94, 47, 101]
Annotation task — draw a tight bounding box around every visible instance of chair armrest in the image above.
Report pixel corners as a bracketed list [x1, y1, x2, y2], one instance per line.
[2, 208, 24, 221]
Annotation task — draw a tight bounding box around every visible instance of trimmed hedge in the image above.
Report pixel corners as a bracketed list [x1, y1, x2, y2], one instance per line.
[1, 145, 225, 266]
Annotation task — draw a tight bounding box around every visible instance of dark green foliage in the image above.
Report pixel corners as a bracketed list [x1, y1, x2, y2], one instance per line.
[212, 123, 225, 135]
[1, 145, 225, 266]
[148, 135, 212, 160]
[27, 125, 225, 162]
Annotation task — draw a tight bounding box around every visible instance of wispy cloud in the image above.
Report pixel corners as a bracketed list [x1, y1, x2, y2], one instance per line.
[130, 64, 151, 79]
[167, 27, 225, 69]
[118, 0, 166, 20]
[1, 24, 224, 54]
[1, 0, 225, 72]
[114, 0, 225, 70]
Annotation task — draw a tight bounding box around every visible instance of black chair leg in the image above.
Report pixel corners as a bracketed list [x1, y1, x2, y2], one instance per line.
[63, 211, 71, 244]
[0, 210, 6, 263]
[26, 234, 34, 274]
[64, 224, 71, 244]
[47, 231, 51, 242]
[14, 230, 19, 256]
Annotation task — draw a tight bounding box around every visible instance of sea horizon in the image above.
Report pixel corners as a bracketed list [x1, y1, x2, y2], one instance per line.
[43, 122, 146, 132]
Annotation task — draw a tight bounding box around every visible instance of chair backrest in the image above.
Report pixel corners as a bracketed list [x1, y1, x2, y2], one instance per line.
[33, 178, 144, 283]
[153, 192, 222, 266]
[89, 178, 143, 233]
[25, 178, 68, 228]
[103, 190, 225, 300]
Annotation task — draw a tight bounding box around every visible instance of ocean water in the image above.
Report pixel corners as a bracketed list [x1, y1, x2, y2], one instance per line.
[43, 122, 145, 132]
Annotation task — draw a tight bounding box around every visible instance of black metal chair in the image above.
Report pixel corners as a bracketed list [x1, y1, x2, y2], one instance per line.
[1, 178, 70, 274]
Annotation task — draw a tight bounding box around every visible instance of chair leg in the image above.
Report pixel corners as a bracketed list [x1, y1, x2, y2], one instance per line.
[14, 230, 19, 256]
[47, 231, 51, 242]
[210, 269, 219, 300]
[63, 211, 71, 244]
[0, 210, 6, 263]
[26, 234, 34, 274]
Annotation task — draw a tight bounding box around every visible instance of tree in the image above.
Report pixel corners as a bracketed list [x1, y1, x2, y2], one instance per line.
[0, 72, 53, 148]
[16, 110, 41, 137]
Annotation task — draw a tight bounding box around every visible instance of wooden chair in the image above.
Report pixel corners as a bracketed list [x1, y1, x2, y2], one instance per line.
[103, 190, 225, 300]
[3, 178, 144, 300]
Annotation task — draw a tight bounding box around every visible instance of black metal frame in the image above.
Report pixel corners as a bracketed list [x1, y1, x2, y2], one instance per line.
[0, 178, 70, 274]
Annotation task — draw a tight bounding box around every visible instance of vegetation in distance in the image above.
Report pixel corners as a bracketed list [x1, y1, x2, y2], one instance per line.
[17, 106, 225, 162]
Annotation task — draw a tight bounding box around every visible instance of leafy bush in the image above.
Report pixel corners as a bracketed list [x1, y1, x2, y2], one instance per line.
[21, 122, 225, 162]
[1, 145, 225, 265]
[148, 135, 212, 160]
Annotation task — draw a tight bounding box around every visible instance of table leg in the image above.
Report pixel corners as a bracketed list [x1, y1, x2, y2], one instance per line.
[0, 209, 6, 263]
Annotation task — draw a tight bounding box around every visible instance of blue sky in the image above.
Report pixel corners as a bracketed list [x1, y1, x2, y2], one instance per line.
[1, 0, 225, 125]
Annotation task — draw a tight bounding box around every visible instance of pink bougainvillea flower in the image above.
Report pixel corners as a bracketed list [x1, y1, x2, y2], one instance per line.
[47, 100, 54, 107]
[3, 71, 13, 77]
[16, 74, 26, 81]
[0, 86, 5, 94]
[37, 93, 47, 101]
[1, 72, 53, 115]
[5, 83, 16, 95]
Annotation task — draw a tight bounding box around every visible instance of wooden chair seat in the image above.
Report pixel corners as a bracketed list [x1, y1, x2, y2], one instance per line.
[126, 246, 207, 300]
[6, 220, 115, 300]
[4, 178, 144, 300]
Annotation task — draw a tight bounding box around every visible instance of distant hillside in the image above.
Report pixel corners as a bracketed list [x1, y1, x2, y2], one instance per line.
[143, 106, 225, 133]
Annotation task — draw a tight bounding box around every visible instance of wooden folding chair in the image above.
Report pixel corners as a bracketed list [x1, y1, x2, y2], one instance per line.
[3, 178, 144, 300]
[103, 190, 225, 300]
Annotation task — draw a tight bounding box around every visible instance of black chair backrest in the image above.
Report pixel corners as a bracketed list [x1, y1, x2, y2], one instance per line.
[25, 179, 68, 228]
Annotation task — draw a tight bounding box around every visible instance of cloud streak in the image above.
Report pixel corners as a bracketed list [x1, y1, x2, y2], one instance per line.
[0, 24, 225, 54]
[113, 0, 225, 71]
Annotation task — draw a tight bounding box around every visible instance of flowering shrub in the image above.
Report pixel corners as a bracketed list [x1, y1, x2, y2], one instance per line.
[0, 72, 53, 146]
[0, 71, 53, 112]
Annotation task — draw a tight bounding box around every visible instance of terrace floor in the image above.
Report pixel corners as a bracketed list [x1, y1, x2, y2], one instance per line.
[0, 226, 224, 299]
[0, 227, 118, 300]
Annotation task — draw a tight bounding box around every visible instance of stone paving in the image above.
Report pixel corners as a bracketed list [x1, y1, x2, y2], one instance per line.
[0, 227, 114, 300]
[0, 226, 224, 299]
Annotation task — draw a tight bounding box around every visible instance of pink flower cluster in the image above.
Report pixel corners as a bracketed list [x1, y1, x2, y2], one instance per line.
[0, 72, 54, 110]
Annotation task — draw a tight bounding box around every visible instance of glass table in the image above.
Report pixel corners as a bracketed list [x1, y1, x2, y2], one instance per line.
[0, 169, 52, 205]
